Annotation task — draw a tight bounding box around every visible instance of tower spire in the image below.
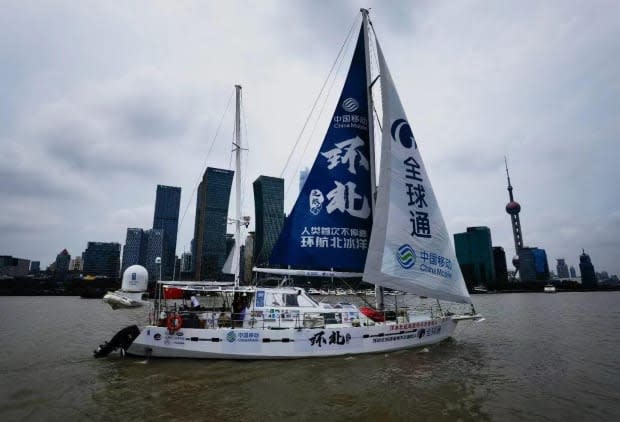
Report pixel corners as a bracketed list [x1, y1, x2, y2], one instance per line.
[504, 157, 524, 262]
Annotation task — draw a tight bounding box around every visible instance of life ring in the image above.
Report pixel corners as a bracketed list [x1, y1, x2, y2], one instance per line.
[166, 314, 183, 333]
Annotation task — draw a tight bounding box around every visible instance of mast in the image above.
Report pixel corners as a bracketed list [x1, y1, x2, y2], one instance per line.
[361, 8, 384, 310]
[233, 85, 242, 287]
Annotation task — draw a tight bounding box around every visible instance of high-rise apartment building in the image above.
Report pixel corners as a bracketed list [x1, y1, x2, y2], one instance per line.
[556, 258, 570, 279]
[454, 226, 496, 290]
[55, 249, 71, 280]
[153, 185, 181, 280]
[193, 167, 234, 280]
[82, 242, 121, 279]
[579, 249, 597, 288]
[121, 228, 145, 274]
[518, 247, 550, 282]
[0, 256, 30, 277]
[253, 175, 284, 266]
[121, 228, 164, 281]
[493, 246, 508, 287]
[29, 261, 40, 273]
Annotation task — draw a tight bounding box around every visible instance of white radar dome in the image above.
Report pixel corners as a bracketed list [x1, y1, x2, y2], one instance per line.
[121, 265, 149, 292]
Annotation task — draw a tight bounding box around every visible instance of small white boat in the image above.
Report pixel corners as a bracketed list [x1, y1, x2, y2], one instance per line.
[544, 284, 557, 293]
[473, 285, 488, 294]
[307, 288, 321, 295]
[103, 265, 150, 309]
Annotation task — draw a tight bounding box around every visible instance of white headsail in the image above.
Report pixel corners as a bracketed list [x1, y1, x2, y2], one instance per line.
[363, 41, 471, 304]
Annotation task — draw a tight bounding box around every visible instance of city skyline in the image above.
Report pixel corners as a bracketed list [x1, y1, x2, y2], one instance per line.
[1, 1, 619, 276]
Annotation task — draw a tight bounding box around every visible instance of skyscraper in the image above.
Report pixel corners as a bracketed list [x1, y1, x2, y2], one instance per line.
[454, 226, 496, 290]
[569, 265, 577, 278]
[556, 258, 569, 278]
[519, 247, 550, 282]
[493, 246, 508, 287]
[82, 242, 121, 279]
[193, 167, 234, 280]
[253, 175, 285, 266]
[54, 249, 71, 280]
[153, 185, 181, 280]
[121, 228, 163, 281]
[579, 249, 597, 288]
[121, 228, 145, 274]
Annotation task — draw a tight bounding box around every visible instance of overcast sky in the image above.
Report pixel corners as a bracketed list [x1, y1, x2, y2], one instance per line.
[1, 0, 619, 276]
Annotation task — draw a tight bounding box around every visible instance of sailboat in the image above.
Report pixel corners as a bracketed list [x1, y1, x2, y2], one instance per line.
[95, 9, 480, 360]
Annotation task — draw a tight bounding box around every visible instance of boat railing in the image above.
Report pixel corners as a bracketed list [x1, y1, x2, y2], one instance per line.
[154, 305, 441, 331]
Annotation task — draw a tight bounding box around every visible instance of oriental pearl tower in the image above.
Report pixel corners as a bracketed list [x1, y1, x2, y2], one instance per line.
[504, 157, 523, 274]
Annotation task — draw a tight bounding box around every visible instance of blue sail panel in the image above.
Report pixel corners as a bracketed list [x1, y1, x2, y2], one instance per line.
[270, 26, 372, 272]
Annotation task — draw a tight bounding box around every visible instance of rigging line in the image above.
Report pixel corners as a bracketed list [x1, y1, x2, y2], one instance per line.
[284, 27, 354, 202]
[278, 14, 361, 180]
[177, 90, 234, 236]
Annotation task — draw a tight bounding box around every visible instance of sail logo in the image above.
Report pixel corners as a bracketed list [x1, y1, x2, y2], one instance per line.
[309, 189, 325, 215]
[396, 244, 416, 269]
[391, 119, 416, 149]
[226, 331, 236, 343]
[342, 97, 359, 112]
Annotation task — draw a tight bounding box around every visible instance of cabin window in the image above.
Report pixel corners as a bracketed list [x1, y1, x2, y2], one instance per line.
[284, 294, 299, 307]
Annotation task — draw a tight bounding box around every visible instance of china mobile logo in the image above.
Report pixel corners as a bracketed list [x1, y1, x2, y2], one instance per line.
[396, 244, 416, 269]
[391, 118, 416, 149]
[341, 97, 359, 112]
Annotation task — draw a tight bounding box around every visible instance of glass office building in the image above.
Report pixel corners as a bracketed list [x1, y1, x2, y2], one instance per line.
[193, 167, 234, 280]
[82, 242, 121, 279]
[253, 175, 284, 266]
[153, 185, 181, 280]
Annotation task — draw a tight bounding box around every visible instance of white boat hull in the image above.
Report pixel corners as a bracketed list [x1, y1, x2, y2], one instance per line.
[126, 317, 459, 359]
[102, 291, 148, 310]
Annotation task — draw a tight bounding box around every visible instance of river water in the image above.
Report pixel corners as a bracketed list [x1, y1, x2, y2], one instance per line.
[1, 293, 619, 421]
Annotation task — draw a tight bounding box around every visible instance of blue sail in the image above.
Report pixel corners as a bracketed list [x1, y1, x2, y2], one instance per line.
[270, 26, 372, 272]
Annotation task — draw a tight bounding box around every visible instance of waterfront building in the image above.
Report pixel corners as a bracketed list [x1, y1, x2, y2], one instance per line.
[144, 229, 163, 281]
[121, 228, 145, 274]
[29, 261, 40, 274]
[253, 175, 285, 266]
[556, 258, 570, 279]
[299, 167, 309, 193]
[0, 256, 30, 277]
[69, 256, 82, 272]
[193, 167, 234, 280]
[454, 226, 496, 290]
[153, 184, 181, 280]
[570, 265, 577, 278]
[180, 252, 192, 273]
[493, 246, 508, 287]
[121, 228, 163, 281]
[579, 249, 597, 288]
[518, 247, 550, 282]
[54, 249, 71, 280]
[81, 242, 121, 279]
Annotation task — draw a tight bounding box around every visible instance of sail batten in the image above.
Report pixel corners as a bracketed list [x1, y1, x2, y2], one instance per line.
[362, 40, 471, 304]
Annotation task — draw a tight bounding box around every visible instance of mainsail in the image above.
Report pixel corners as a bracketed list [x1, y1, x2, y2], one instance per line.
[362, 41, 471, 304]
[269, 27, 373, 272]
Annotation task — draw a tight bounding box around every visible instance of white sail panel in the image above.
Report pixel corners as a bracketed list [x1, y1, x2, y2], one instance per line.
[222, 240, 239, 276]
[363, 41, 471, 304]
